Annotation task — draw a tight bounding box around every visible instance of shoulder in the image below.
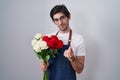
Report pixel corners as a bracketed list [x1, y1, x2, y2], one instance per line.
[71, 32, 86, 56]
[45, 31, 57, 36]
[72, 32, 84, 43]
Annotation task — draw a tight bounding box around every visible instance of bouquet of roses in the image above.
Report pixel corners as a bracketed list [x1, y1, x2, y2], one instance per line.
[31, 33, 63, 80]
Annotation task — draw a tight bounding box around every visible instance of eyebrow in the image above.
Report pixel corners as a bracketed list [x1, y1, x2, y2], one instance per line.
[53, 15, 65, 21]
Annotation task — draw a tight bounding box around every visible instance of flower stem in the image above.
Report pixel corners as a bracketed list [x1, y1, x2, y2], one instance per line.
[42, 59, 48, 80]
[43, 71, 48, 80]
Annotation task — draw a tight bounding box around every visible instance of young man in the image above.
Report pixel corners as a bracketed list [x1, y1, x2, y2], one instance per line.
[40, 4, 85, 80]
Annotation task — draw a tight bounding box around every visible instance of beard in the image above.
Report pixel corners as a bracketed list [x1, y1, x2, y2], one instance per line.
[59, 24, 69, 31]
[59, 26, 68, 31]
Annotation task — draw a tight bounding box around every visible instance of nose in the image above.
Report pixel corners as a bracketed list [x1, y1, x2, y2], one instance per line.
[58, 19, 63, 25]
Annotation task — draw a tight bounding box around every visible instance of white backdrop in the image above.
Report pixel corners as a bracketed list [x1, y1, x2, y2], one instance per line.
[0, 0, 120, 80]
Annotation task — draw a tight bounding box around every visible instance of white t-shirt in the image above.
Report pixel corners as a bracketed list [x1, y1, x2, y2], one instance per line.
[48, 31, 86, 56]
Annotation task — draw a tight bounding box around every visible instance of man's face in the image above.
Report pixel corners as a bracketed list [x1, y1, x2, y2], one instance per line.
[53, 12, 70, 31]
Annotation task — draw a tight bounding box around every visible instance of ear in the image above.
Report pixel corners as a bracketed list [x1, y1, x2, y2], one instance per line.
[69, 15, 71, 20]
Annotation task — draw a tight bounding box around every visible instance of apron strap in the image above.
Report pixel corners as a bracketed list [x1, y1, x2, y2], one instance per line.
[56, 29, 72, 45]
[56, 31, 59, 36]
[68, 29, 72, 46]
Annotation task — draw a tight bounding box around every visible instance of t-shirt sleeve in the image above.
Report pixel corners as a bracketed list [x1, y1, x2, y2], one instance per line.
[74, 35, 86, 56]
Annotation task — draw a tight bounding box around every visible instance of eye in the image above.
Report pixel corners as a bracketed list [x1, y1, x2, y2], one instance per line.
[60, 16, 65, 20]
[54, 19, 59, 22]
[53, 15, 66, 22]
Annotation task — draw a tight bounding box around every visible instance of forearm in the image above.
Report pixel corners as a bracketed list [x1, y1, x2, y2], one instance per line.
[70, 56, 84, 74]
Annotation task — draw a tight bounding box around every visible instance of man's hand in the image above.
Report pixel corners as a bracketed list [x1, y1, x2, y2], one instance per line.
[40, 61, 49, 71]
[64, 46, 75, 61]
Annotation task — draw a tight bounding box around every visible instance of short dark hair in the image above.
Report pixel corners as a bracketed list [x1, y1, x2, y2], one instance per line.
[50, 4, 71, 21]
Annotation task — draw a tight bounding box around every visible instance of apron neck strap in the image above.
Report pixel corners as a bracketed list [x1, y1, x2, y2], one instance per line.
[56, 29, 72, 45]
[68, 29, 72, 45]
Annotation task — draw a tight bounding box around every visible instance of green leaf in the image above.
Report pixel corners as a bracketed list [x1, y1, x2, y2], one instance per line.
[46, 55, 50, 61]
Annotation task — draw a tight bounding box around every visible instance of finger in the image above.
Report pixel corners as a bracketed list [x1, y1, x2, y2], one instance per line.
[40, 64, 47, 71]
[68, 47, 74, 58]
[69, 46, 73, 53]
[67, 46, 71, 52]
[68, 52, 71, 58]
[64, 50, 68, 57]
[40, 62, 46, 67]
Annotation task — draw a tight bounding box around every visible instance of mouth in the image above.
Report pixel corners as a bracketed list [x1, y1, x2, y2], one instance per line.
[60, 24, 65, 28]
[59, 25, 67, 31]
[60, 25, 64, 29]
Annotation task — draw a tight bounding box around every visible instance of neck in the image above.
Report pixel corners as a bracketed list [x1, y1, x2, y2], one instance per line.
[59, 27, 71, 34]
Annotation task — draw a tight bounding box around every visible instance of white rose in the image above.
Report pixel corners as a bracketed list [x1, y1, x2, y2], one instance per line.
[34, 33, 42, 40]
[38, 40, 48, 50]
[31, 39, 38, 47]
[33, 43, 41, 52]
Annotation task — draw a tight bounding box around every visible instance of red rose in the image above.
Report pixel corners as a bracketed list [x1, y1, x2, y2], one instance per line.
[42, 36, 49, 42]
[47, 40, 54, 49]
[50, 35, 58, 41]
[42, 35, 63, 50]
[57, 40, 63, 48]
[48, 36, 59, 50]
